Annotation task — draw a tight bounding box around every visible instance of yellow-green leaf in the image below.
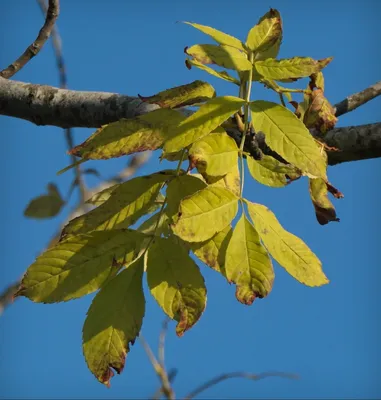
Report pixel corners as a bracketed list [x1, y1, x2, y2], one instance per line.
[191, 226, 232, 276]
[172, 186, 239, 242]
[146, 237, 206, 336]
[246, 8, 282, 55]
[24, 183, 65, 219]
[61, 172, 172, 240]
[225, 214, 274, 304]
[69, 109, 185, 160]
[138, 80, 216, 109]
[247, 154, 298, 187]
[254, 57, 333, 81]
[17, 229, 146, 303]
[185, 59, 240, 85]
[164, 96, 245, 153]
[82, 257, 145, 387]
[309, 178, 339, 225]
[137, 210, 170, 236]
[86, 184, 119, 206]
[250, 100, 327, 179]
[189, 133, 238, 177]
[208, 162, 241, 196]
[245, 201, 328, 286]
[185, 44, 252, 72]
[183, 22, 246, 51]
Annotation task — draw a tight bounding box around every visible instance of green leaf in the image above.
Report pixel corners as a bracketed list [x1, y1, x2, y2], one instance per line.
[185, 44, 252, 72]
[17, 229, 146, 303]
[172, 186, 239, 242]
[137, 210, 170, 236]
[246, 8, 282, 55]
[185, 59, 240, 85]
[254, 57, 333, 81]
[61, 172, 172, 240]
[250, 101, 327, 179]
[69, 109, 185, 160]
[164, 96, 245, 153]
[188, 132, 238, 177]
[82, 257, 145, 387]
[138, 80, 216, 108]
[309, 178, 339, 225]
[24, 183, 65, 219]
[225, 214, 274, 304]
[86, 184, 119, 206]
[245, 201, 329, 286]
[190, 226, 232, 276]
[183, 22, 246, 51]
[146, 237, 207, 336]
[208, 163, 241, 196]
[247, 155, 298, 188]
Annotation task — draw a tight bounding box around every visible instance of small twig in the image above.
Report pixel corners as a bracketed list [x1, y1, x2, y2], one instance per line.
[184, 371, 298, 400]
[0, 0, 59, 79]
[37, 0, 86, 204]
[158, 317, 170, 367]
[334, 80, 381, 117]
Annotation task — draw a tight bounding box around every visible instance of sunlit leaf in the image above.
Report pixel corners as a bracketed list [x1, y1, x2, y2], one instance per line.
[188, 132, 238, 177]
[138, 80, 216, 108]
[225, 214, 274, 304]
[69, 109, 185, 160]
[164, 96, 245, 153]
[250, 101, 327, 179]
[185, 44, 252, 72]
[172, 186, 239, 242]
[61, 172, 173, 240]
[185, 59, 240, 85]
[137, 210, 170, 236]
[208, 162, 241, 196]
[146, 237, 207, 336]
[309, 178, 339, 225]
[24, 183, 65, 219]
[254, 57, 333, 81]
[82, 257, 145, 387]
[17, 229, 146, 303]
[246, 201, 329, 286]
[246, 8, 282, 55]
[85, 184, 119, 206]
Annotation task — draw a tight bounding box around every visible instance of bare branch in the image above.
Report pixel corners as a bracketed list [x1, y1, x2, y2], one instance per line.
[334, 81, 381, 117]
[184, 371, 298, 400]
[0, 0, 59, 79]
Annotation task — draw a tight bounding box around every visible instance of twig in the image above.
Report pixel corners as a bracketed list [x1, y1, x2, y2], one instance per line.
[158, 317, 170, 367]
[184, 371, 298, 400]
[0, 0, 59, 79]
[37, 0, 86, 204]
[334, 80, 381, 117]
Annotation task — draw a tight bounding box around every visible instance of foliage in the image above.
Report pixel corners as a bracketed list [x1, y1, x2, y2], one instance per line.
[19, 8, 341, 386]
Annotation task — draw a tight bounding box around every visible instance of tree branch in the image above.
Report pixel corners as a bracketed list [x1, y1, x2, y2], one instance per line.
[0, 0, 59, 79]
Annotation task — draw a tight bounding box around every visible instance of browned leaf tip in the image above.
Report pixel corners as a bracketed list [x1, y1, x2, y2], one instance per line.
[235, 286, 256, 306]
[326, 182, 344, 199]
[313, 204, 340, 225]
[185, 59, 192, 70]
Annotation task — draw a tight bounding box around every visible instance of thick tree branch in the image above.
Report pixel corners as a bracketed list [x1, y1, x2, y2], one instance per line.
[0, 0, 59, 79]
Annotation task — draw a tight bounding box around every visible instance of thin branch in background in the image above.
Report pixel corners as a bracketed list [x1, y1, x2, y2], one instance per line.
[0, 0, 59, 79]
[37, 0, 86, 204]
[158, 317, 170, 367]
[334, 80, 381, 117]
[184, 371, 299, 400]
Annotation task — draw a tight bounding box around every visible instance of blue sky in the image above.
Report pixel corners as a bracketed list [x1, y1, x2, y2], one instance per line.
[1, 0, 380, 398]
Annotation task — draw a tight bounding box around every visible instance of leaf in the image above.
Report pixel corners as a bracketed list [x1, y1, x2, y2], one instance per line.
[254, 57, 333, 81]
[245, 201, 329, 286]
[61, 171, 172, 240]
[246, 8, 282, 55]
[24, 183, 65, 219]
[86, 184, 119, 206]
[188, 132, 238, 177]
[191, 226, 233, 276]
[183, 22, 246, 51]
[17, 229, 146, 303]
[164, 96, 245, 153]
[185, 58, 240, 85]
[208, 162, 241, 196]
[138, 80, 216, 109]
[310, 71, 325, 91]
[309, 178, 339, 225]
[250, 101, 327, 179]
[225, 214, 274, 304]
[82, 257, 145, 387]
[185, 44, 252, 72]
[172, 186, 239, 242]
[137, 210, 170, 237]
[247, 154, 299, 187]
[146, 237, 207, 336]
[69, 109, 185, 160]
